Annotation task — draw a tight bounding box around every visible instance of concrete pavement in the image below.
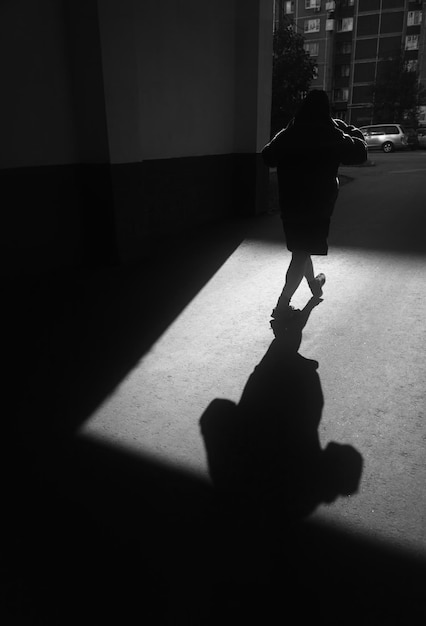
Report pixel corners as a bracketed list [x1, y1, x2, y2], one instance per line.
[4, 151, 426, 623]
[80, 151, 426, 552]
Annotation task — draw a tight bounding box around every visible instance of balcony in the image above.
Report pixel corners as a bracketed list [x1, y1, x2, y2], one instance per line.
[333, 88, 349, 102]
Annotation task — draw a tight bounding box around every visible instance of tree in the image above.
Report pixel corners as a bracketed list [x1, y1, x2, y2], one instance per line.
[372, 50, 425, 126]
[271, 21, 317, 136]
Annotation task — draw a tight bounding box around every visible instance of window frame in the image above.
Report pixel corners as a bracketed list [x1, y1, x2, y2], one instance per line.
[304, 18, 321, 33]
[407, 11, 422, 26]
[304, 41, 320, 56]
[334, 87, 349, 101]
[337, 17, 354, 32]
[405, 59, 418, 72]
[405, 34, 419, 50]
[337, 41, 352, 54]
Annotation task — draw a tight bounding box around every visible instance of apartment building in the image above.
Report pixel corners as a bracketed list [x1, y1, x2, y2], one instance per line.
[273, 0, 426, 125]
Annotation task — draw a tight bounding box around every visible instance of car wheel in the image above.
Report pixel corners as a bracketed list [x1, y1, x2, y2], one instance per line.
[382, 141, 394, 153]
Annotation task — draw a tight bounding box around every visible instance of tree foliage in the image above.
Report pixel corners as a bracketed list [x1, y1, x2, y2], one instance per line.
[372, 50, 425, 126]
[271, 22, 317, 135]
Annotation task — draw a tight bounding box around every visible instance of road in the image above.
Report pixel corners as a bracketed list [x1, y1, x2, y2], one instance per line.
[334, 150, 426, 254]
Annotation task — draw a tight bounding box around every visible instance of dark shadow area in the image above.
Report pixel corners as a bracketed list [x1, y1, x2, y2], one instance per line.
[2, 217, 426, 624]
[2, 432, 426, 624]
[200, 298, 363, 520]
[4, 216, 247, 441]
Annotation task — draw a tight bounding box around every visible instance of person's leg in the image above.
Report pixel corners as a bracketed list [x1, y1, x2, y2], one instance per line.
[275, 250, 309, 311]
[305, 255, 326, 298]
[304, 255, 315, 283]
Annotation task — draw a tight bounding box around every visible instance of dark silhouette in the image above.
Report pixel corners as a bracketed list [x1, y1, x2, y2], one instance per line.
[200, 298, 363, 521]
[262, 90, 367, 321]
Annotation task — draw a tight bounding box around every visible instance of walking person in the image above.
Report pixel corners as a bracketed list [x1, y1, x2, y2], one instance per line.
[262, 89, 367, 320]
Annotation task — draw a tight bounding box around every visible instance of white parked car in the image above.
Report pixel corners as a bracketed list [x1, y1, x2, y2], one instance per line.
[359, 124, 409, 153]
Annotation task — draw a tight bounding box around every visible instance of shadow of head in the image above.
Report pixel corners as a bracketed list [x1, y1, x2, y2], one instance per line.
[200, 295, 363, 520]
[200, 396, 363, 519]
[320, 441, 363, 500]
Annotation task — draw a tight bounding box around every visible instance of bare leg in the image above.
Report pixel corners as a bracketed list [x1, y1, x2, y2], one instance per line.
[306, 256, 326, 298]
[304, 255, 315, 283]
[276, 251, 309, 309]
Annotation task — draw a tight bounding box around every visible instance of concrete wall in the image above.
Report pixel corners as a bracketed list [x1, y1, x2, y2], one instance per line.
[98, 0, 273, 163]
[0, 0, 273, 273]
[98, 0, 238, 162]
[0, 0, 77, 168]
[99, 0, 273, 263]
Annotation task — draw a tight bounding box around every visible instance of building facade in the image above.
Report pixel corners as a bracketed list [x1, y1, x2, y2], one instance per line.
[274, 0, 426, 125]
[1, 0, 274, 274]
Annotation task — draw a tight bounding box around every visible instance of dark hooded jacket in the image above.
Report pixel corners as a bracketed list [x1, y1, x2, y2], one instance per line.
[262, 116, 367, 219]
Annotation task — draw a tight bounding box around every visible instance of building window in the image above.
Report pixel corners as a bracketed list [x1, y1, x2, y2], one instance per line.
[334, 88, 349, 101]
[337, 17, 353, 31]
[405, 35, 419, 50]
[334, 111, 348, 122]
[285, 1, 294, 14]
[407, 11, 422, 26]
[405, 59, 419, 72]
[313, 66, 319, 80]
[305, 0, 321, 9]
[338, 64, 351, 77]
[305, 18, 321, 32]
[337, 41, 352, 54]
[304, 41, 320, 56]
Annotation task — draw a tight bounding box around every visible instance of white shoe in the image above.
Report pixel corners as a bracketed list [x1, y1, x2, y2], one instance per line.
[308, 273, 326, 298]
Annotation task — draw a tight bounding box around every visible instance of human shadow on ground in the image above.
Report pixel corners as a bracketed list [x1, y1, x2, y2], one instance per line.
[2, 311, 426, 624]
[200, 298, 363, 521]
[4, 432, 426, 626]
